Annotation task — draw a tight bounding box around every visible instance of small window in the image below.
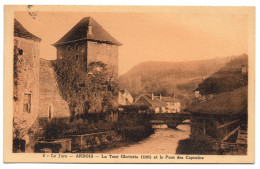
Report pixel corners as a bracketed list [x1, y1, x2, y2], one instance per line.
[76, 55, 79, 61]
[67, 46, 71, 53]
[23, 94, 31, 113]
[18, 48, 23, 55]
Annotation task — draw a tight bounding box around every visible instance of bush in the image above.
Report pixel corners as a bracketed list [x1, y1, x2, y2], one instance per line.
[52, 59, 119, 117]
[43, 116, 114, 140]
[115, 113, 154, 142]
[42, 112, 154, 144]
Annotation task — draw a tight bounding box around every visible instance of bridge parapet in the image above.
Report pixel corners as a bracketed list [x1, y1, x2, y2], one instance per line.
[150, 112, 191, 129]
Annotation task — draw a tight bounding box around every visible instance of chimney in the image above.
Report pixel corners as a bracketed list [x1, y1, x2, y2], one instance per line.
[160, 94, 162, 100]
[87, 25, 93, 36]
[152, 93, 154, 100]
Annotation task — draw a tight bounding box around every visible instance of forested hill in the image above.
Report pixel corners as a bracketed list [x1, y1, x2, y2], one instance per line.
[118, 55, 246, 107]
[194, 54, 248, 95]
[119, 57, 232, 95]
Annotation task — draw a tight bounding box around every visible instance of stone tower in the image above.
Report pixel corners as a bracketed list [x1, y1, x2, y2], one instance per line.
[53, 17, 122, 76]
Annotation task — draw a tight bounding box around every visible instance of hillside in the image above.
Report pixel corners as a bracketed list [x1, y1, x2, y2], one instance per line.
[194, 54, 248, 95]
[119, 56, 235, 107]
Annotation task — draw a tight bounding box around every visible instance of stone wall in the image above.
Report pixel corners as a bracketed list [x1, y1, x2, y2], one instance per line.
[66, 131, 122, 152]
[87, 41, 118, 76]
[35, 131, 122, 153]
[55, 40, 118, 76]
[56, 41, 87, 67]
[35, 138, 72, 153]
[13, 37, 40, 147]
[39, 59, 70, 119]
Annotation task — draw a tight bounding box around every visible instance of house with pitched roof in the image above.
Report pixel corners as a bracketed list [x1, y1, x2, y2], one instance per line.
[160, 96, 181, 113]
[133, 94, 167, 113]
[133, 93, 182, 113]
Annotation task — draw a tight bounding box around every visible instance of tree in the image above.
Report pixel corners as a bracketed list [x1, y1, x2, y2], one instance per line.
[52, 59, 119, 119]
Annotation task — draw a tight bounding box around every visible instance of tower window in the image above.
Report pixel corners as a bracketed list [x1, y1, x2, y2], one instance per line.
[76, 55, 79, 61]
[67, 46, 71, 53]
[18, 48, 23, 55]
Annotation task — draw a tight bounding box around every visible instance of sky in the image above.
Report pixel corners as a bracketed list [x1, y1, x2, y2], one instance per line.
[15, 7, 251, 75]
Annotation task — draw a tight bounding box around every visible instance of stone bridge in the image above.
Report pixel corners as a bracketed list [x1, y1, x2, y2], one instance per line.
[150, 112, 191, 128]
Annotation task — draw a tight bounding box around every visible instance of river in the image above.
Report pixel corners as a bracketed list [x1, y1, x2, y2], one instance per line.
[102, 124, 191, 154]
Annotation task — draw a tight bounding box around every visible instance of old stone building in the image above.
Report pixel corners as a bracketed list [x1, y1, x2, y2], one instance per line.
[53, 17, 122, 76]
[13, 16, 122, 152]
[13, 19, 41, 152]
[37, 17, 122, 119]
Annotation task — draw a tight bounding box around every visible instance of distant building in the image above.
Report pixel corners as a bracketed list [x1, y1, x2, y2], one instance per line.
[134, 93, 181, 113]
[194, 87, 215, 101]
[134, 94, 167, 113]
[194, 89, 201, 98]
[13, 18, 41, 152]
[52, 17, 122, 76]
[193, 87, 210, 101]
[118, 89, 133, 105]
[160, 96, 181, 113]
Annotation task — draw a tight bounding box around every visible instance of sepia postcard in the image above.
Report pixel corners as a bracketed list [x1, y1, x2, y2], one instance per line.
[4, 5, 255, 163]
